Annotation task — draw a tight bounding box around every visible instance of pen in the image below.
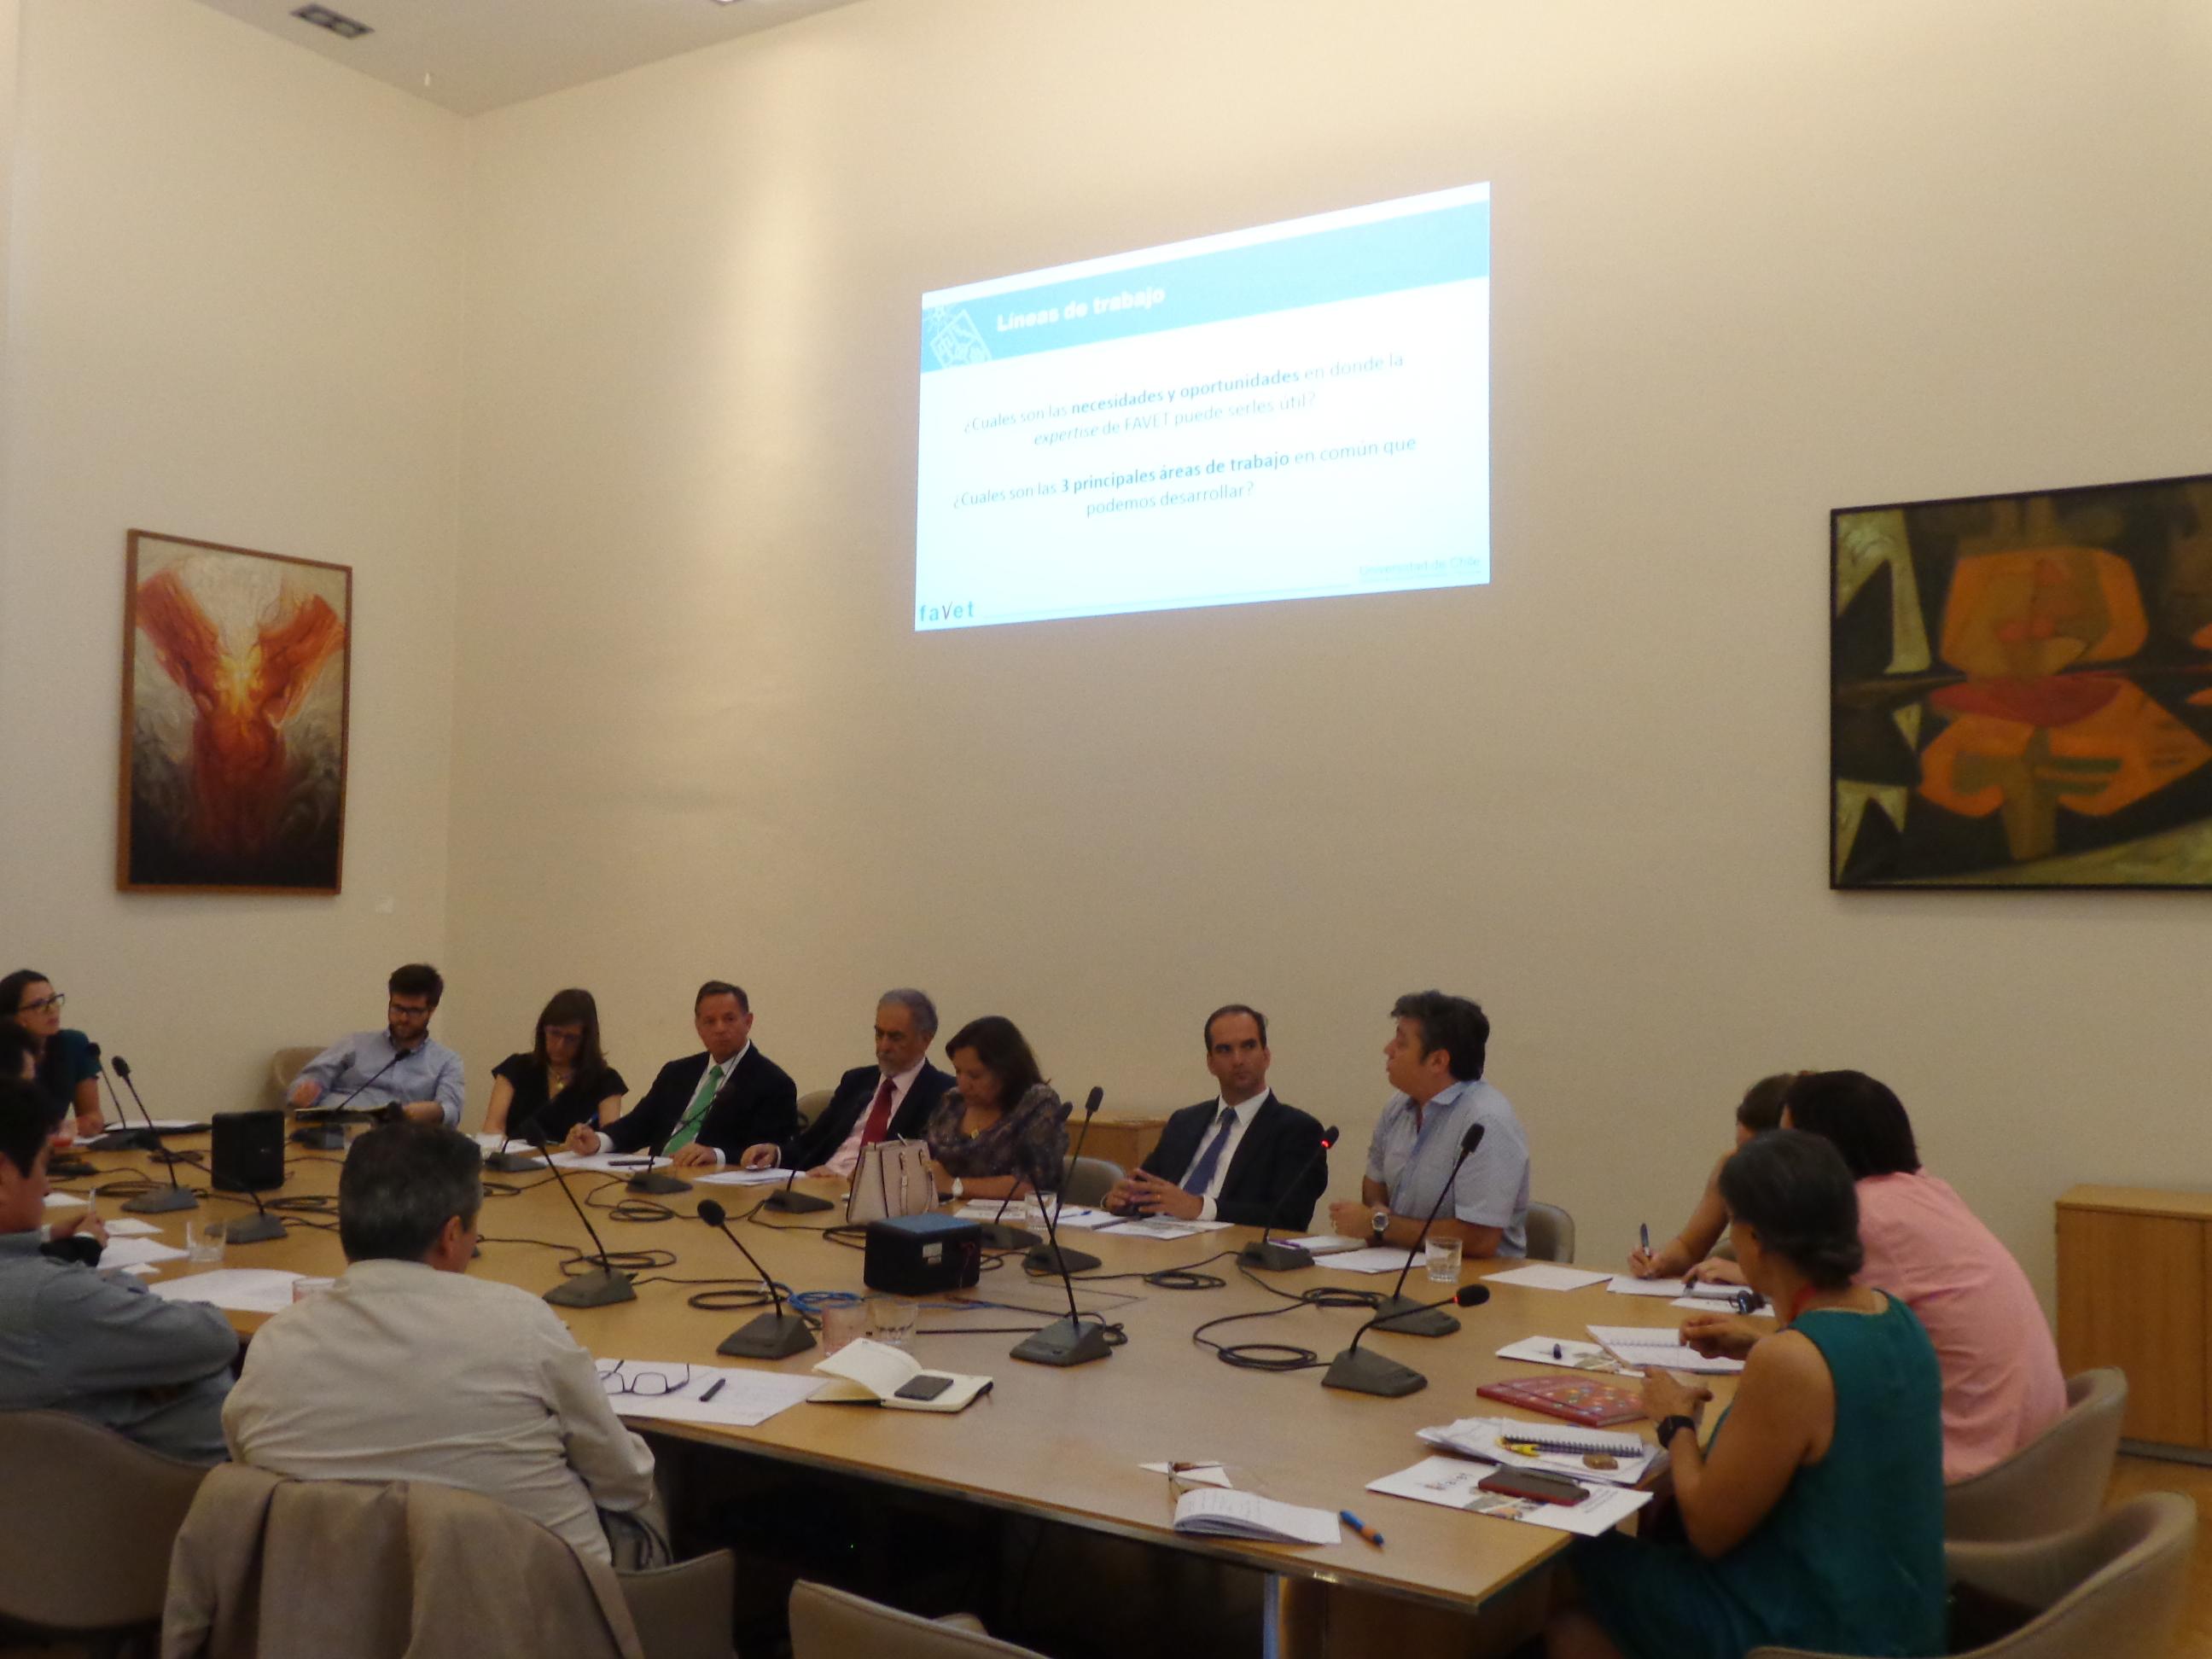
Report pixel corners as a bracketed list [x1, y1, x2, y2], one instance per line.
[1340, 1510, 1385, 1549]
[699, 1377, 726, 1403]
[1639, 1223, 1650, 1254]
[1552, 1342, 1563, 1360]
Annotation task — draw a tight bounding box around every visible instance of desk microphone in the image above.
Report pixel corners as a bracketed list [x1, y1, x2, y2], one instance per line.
[1322, 1284, 1489, 1397]
[1025, 1086, 1103, 1278]
[763, 1163, 833, 1214]
[1010, 1093, 1115, 1368]
[1371, 1122, 1485, 1338]
[222, 1179, 287, 1244]
[626, 1107, 693, 1196]
[112, 1054, 199, 1215]
[45, 1055, 100, 1175]
[1239, 1125, 1342, 1272]
[976, 1179, 1040, 1252]
[531, 1132, 637, 1307]
[696, 1199, 814, 1358]
[484, 1121, 545, 1175]
[87, 1045, 158, 1155]
[292, 1050, 401, 1150]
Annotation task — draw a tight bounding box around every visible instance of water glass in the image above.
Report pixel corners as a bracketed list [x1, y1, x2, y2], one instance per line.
[821, 1300, 869, 1356]
[866, 1295, 920, 1351]
[1424, 1237, 1464, 1284]
[291, 1276, 336, 1302]
[184, 1221, 226, 1266]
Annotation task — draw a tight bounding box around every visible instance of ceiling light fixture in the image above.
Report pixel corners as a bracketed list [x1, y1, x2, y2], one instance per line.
[291, 4, 374, 40]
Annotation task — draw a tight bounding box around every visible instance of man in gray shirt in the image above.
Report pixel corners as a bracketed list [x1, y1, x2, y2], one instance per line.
[288, 962, 465, 1128]
[1330, 990, 1531, 1259]
[0, 1077, 238, 1462]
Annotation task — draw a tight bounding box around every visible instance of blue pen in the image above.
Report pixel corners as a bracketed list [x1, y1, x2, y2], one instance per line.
[1639, 1223, 1650, 1254]
[1340, 1510, 1384, 1548]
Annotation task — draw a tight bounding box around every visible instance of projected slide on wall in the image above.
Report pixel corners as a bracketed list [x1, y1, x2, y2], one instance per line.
[915, 183, 1490, 632]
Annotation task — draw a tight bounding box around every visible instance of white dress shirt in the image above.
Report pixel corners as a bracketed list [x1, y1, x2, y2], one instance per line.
[223, 1259, 656, 1564]
[819, 1059, 927, 1177]
[1189, 1091, 1267, 1223]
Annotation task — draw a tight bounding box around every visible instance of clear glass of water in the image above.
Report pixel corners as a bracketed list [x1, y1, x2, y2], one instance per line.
[184, 1221, 225, 1266]
[821, 1301, 869, 1355]
[1424, 1237, 1463, 1284]
[866, 1295, 920, 1351]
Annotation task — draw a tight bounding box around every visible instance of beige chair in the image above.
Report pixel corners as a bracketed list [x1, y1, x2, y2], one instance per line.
[0, 1409, 212, 1655]
[269, 1045, 322, 1107]
[1523, 1201, 1575, 1263]
[795, 1087, 835, 1130]
[1057, 1155, 1123, 1208]
[1749, 1491, 2194, 1659]
[789, 1580, 1046, 1658]
[1945, 1368, 2128, 1543]
[621, 1552, 740, 1659]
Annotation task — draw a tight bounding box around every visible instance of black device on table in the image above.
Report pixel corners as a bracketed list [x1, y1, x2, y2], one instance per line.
[1477, 1466, 1589, 1506]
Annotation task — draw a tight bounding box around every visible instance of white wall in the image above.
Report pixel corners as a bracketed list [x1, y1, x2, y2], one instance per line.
[447, 0, 2212, 1303]
[0, 0, 465, 1111]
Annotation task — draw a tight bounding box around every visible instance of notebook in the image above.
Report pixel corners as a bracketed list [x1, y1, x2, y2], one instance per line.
[1475, 1372, 1644, 1426]
[807, 1339, 992, 1412]
[1171, 1489, 1340, 1545]
[1586, 1325, 1745, 1376]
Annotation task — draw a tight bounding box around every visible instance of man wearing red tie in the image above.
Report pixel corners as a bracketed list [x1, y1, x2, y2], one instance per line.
[738, 989, 950, 1178]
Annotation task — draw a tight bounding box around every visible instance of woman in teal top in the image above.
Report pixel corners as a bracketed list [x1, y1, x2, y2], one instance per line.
[1547, 1129, 1946, 1659]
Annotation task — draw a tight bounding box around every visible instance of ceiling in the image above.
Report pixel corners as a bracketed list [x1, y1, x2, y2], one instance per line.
[188, 0, 869, 116]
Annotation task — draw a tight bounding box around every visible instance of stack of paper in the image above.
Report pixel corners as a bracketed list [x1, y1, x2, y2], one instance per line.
[1171, 1489, 1340, 1545]
[43, 1192, 88, 1210]
[1494, 1336, 1630, 1372]
[151, 1269, 301, 1313]
[1312, 1247, 1419, 1275]
[693, 1168, 802, 1187]
[595, 1359, 823, 1427]
[97, 1237, 189, 1272]
[1587, 1324, 1744, 1375]
[1283, 1234, 1363, 1255]
[1606, 1274, 1744, 1301]
[1483, 1264, 1612, 1291]
[1417, 1417, 1663, 1486]
[1367, 1457, 1652, 1537]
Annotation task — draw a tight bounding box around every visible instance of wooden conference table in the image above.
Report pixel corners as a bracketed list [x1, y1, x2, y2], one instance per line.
[55, 1135, 1734, 1657]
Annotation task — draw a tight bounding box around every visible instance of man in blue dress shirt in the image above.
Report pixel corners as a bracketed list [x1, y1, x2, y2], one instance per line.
[288, 963, 465, 1128]
[1330, 990, 1530, 1259]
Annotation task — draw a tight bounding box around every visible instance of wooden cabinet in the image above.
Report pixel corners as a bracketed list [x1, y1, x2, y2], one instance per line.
[1080, 1114, 1167, 1176]
[2056, 1185, 2212, 1451]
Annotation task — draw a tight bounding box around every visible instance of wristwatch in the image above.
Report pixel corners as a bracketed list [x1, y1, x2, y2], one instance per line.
[950, 1177, 965, 1202]
[1370, 1207, 1390, 1239]
[1655, 1414, 1699, 1451]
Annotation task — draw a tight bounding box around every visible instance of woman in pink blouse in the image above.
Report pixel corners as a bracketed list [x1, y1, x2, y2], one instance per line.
[1784, 1070, 2065, 1482]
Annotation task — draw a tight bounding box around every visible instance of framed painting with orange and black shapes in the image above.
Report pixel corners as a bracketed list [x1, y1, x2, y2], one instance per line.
[1831, 470, 2212, 889]
[118, 529, 352, 895]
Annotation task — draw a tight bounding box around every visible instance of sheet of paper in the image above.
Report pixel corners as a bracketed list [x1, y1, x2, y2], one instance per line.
[693, 1168, 803, 1186]
[101, 1118, 207, 1132]
[550, 1150, 663, 1176]
[119, 1263, 160, 1278]
[150, 1268, 302, 1313]
[104, 1218, 163, 1237]
[1604, 1274, 1688, 1297]
[1139, 1460, 1234, 1488]
[1495, 1336, 1627, 1371]
[1587, 1326, 1744, 1375]
[596, 1359, 823, 1427]
[1672, 1295, 1772, 1314]
[1367, 1456, 1653, 1537]
[1035, 1207, 1124, 1231]
[1417, 1417, 1661, 1487]
[44, 1192, 88, 1209]
[1172, 1488, 1340, 1545]
[1314, 1246, 1422, 1275]
[97, 1236, 189, 1270]
[1284, 1234, 1363, 1254]
[1483, 1264, 1611, 1291]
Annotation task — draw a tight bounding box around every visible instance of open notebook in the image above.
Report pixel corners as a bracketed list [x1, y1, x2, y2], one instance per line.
[1172, 1490, 1340, 1545]
[808, 1339, 992, 1412]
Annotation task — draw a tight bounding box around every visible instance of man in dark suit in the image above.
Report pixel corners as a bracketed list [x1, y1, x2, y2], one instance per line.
[738, 989, 952, 1178]
[562, 981, 795, 1168]
[1103, 1004, 1328, 1229]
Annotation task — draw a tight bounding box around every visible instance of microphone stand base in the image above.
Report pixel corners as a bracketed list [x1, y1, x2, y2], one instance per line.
[90, 1128, 161, 1153]
[764, 1189, 835, 1214]
[544, 1268, 637, 1308]
[975, 1224, 1040, 1250]
[626, 1170, 692, 1196]
[1322, 1346, 1428, 1396]
[715, 1313, 817, 1359]
[221, 1214, 288, 1244]
[1238, 1241, 1315, 1272]
[123, 1186, 200, 1214]
[1022, 1243, 1100, 1276]
[46, 1155, 97, 1179]
[290, 1126, 349, 1151]
[484, 1152, 546, 1173]
[1370, 1295, 1461, 1338]
[1010, 1317, 1114, 1367]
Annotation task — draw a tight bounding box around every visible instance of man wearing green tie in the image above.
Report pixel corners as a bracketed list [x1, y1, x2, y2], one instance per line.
[563, 981, 796, 1169]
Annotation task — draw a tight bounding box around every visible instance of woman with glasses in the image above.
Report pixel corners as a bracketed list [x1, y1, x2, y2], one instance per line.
[483, 989, 627, 1146]
[924, 1016, 1069, 1202]
[0, 969, 101, 1138]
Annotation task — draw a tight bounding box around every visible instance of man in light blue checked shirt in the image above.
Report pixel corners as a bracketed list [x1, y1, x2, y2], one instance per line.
[1330, 990, 1530, 1259]
[288, 963, 465, 1128]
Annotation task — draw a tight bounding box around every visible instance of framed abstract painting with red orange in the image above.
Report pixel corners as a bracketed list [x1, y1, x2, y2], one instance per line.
[1832, 472, 2212, 888]
[119, 530, 352, 894]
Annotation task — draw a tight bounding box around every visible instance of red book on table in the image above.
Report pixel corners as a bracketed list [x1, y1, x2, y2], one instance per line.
[1476, 1373, 1644, 1427]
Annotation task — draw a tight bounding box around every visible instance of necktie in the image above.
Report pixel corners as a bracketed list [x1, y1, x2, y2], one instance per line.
[1180, 1108, 1237, 1196]
[858, 1076, 898, 1146]
[664, 1062, 724, 1155]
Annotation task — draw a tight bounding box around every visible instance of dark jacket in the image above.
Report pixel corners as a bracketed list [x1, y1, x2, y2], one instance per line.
[1138, 1091, 1328, 1230]
[602, 1045, 796, 1160]
[779, 1061, 951, 1170]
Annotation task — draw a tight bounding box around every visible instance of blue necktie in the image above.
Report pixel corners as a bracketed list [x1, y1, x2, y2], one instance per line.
[1181, 1108, 1238, 1196]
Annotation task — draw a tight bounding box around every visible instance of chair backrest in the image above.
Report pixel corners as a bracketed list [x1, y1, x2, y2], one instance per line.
[0, 1409, 211, 1633]
[789, 1581, 1046, 1659]
[270, 1045, 323, 1106]
[1058, 1155, 1124, 1208]
[1523, 1201, 1575, 1263]
[619, 1551, 738, 1659]
[1749, 1492, 2196, 1659]
[1945, 1368, 2128, 1543]
[795, 1088, 835, 1130]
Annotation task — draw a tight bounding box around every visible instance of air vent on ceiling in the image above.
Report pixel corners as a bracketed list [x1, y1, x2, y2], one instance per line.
[291, 4, 373, 40]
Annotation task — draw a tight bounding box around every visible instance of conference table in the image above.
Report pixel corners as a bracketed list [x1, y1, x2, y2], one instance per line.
[54, 1132, 1743, 1658]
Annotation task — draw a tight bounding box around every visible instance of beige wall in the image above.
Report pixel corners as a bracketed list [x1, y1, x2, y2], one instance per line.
[447, 0, 2212, 1301]
[0, 0, 465, 1112]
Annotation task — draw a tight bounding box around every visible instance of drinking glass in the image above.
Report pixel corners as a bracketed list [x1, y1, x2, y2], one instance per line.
[1424, 1237, 1463, 1284]
[866, 1296, 920, 1350]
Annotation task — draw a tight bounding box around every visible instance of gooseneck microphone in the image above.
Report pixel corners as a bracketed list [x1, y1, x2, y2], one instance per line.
[1239, 1125, 1342, 1272]
[764, 1162, 833, 1215]
[88, 1045, 158, 1155]
[625, 1114, 692, 1196]
[976, 1180, 1041, 1251]
[1024, 1086, 1103, 1278]
[696, 1199, 815, 1359]
[484, 1116, 546, 1175]
[292, 1048, 403, 1150]
[1322, 1284, 1490, 1397]
[1010, 1089, 1114, 1369]
[1370, 1122, 1486, 1338]
[531, 1132, 637, 1307]
[222, 1178, 287, 1244]
[113, 1054, 199, 1215]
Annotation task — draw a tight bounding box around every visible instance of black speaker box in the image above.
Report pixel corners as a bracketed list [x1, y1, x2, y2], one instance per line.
[211, 1109, 287, 1193]
[863, 1213, 982, 1295]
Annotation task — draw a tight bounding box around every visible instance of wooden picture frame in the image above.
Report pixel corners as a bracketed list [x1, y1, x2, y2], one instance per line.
[1831, 470, 2212, 889]
[119, 529, 353, 894]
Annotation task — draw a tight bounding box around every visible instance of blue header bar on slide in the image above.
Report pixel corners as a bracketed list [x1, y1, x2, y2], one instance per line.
[920, 196, 1488, 374]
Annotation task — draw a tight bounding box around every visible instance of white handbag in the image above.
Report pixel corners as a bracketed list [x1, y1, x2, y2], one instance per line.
[846, 1138, 937, 1225]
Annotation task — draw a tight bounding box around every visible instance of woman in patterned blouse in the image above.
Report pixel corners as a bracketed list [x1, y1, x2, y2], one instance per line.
[925, 1016, 1068, 1202]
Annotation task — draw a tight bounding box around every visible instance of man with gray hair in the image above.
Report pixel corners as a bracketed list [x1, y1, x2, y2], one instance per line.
[740, 989, 952, 1178]
[223, 1122, 662, 1566]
